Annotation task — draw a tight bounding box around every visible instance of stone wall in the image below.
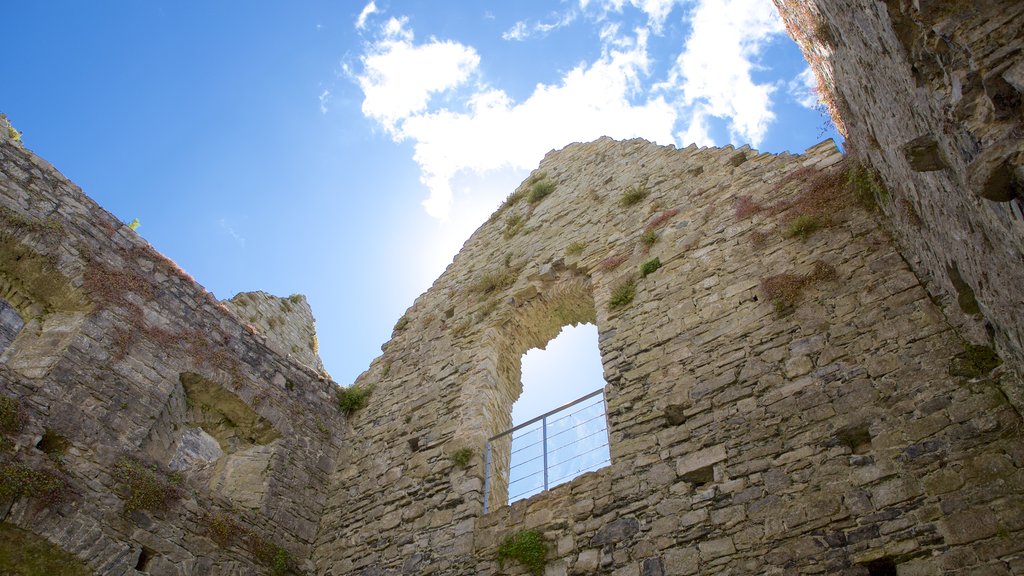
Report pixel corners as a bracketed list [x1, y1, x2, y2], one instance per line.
[3, 11, 1024, 569]
[314, 137, 1024, 575]
[772, 0, 1024, 406]
[0, 132, 344, 575]
[222, 291, 325, 376]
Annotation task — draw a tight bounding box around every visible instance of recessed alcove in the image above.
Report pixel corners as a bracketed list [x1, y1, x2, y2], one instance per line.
[145, 372, 282, 510]
[0, 235, 90, 378]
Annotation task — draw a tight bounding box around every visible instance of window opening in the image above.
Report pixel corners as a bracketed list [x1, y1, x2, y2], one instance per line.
[485, 324, 610, 511]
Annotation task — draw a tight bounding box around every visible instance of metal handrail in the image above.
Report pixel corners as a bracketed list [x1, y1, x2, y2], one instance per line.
[484, 388, 610, 512]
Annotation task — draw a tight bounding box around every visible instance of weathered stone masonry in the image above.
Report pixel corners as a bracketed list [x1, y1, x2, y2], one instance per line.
[314, 138, 1023, 575]
[0, 130, 343, 574]
[1, 2, 1023, 574]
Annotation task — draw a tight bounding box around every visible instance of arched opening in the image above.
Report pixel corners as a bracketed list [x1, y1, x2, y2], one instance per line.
[477, 272, 612, 512]
[505, 324, 610, 504]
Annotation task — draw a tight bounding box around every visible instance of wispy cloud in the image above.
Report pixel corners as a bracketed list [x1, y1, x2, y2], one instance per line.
[502, 10, 578, 41]
[788, 66, 819, 109]
[319, 89, 331, 114]
[217, 218, 246, 247]
[502, 21, 529, 41]
[355, 1, 378, 30]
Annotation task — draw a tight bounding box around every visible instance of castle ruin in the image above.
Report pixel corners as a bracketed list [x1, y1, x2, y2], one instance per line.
[1, 1, 1022, 574]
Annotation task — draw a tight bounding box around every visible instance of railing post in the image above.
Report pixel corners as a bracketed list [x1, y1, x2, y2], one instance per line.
[542, 416, 549, 492]
[483, 440, 491, 513]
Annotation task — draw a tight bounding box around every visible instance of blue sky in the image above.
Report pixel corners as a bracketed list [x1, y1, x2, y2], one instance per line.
[1, 1, 836, 424]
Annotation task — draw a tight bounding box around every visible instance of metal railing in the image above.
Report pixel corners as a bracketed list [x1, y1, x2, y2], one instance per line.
[484, 388, 610, 512]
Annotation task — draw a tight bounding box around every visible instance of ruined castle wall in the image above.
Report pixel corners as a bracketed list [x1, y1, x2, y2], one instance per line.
[772, 0, 1024, 400]
[0, 136, 345, 575]
[315, 138, 1024, 575]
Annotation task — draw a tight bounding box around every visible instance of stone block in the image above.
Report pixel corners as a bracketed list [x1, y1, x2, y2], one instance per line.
[675, 445, 726, 478]
[697, 537, 735, 560]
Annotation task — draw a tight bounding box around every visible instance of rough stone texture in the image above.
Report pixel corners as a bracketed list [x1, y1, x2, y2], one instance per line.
[772, 0, 1024, 407]
[221, 291, 325, 376]
[2, 23, 1024, 572]
[0, 299, 23, 353]
[0, 130, 342, 575]
[314, 137, 1024, 575]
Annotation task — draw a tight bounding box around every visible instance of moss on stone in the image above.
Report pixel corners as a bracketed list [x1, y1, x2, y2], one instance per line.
[948, 344, 1001, 378]
[497, 529, 546, 575]
[0, 524, 92, 576]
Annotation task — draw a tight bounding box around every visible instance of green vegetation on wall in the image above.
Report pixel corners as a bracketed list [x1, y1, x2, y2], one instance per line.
[497, 529, 547, 575]
[336, 384, 374, 415]
[0, 524, 93, 576]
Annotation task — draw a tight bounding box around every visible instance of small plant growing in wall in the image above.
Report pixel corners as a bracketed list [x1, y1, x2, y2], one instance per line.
[504, 213, 526, 239]
[526, 179, 556, 204]
[608, 278, 636, 310]
[640, 257, 662, 277]
[113, 457, 180, 514]
[451, 447, 474, 468]
[640, 229, 658, 248]
[619, 180, 651, 207]
[565, 241, 586, 256]
[473, 268, 517, 295]
[497, 529, 547, 575]
[336, 384, 374, 415]
[783, 214, 823, 240]
[760, 261, 837, 316]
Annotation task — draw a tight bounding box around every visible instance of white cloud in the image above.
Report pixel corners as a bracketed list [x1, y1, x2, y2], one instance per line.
[664, 0, 785, 147]
[677, 107, 715, 147]
[788, 66, 819, 109]
[352, 1, 789, 220]
[358, 26, 675, 219]
[355, 1, 378, 30]
[503, 21, 528, 41]
[319, 89, 331, 114]
[502, 11, 577, 41]
[356, 18, 480, 131]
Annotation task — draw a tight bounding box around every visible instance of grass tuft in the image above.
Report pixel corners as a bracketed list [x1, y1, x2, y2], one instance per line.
[472, 269, 517, 294]
[113, 457, 180, 514]
[497, 530, 547, 576]
[526, 180, 556, 204]
[619, 181, 650, 207]
[640, 258, 662, 277]
[608, 279, 636, 310]
[336, 384, 374, 416]
[783, 214, 824, 240]
[760, 261, 837, 316]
